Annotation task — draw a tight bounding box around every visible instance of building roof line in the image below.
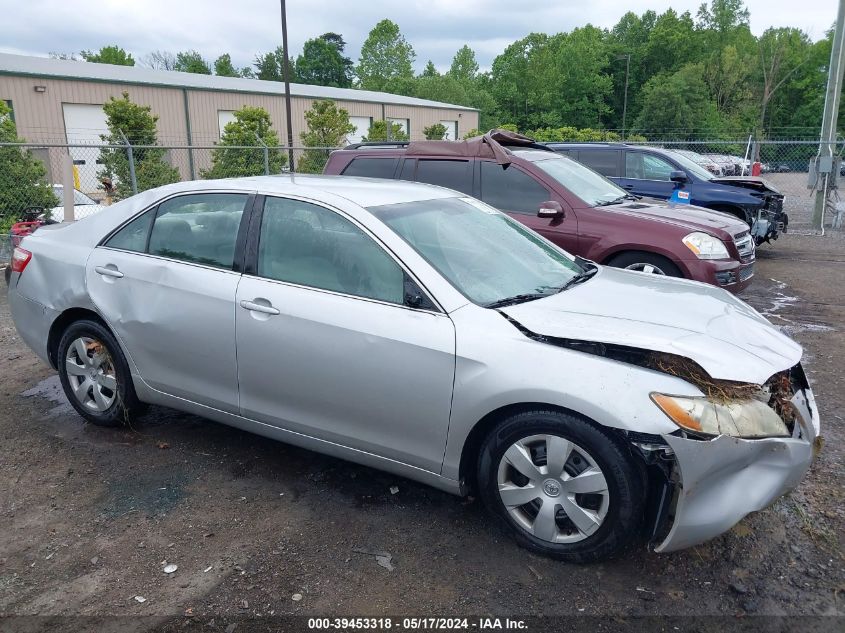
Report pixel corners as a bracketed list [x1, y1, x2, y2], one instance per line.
[0, 53, 479, 112]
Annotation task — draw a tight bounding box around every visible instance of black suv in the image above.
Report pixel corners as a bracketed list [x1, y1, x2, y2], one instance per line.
[545, 143, 786, 245]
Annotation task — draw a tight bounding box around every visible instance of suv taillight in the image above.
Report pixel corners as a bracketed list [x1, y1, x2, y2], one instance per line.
[11, 247, 32, 274]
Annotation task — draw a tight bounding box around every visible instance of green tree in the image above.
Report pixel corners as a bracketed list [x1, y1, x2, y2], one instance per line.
[362, 120, 409, 142]
[98, 92, 180, 200]
[449, 45, 479, 82]
[356, 19, 415, 90]
[423, 123, 448, 140]
[0, 102, 57, 229]
[174, 50, 211, 74]
[202, 106, 286, 178]
[254, 47, 293, 81]
[214, 54, 240, 77]
[80, 45, 135, 66]
[635, 64, 722, 135]
[755, 28, 813, 136]
[297, 100, 355, 173]
[295, 33, 354, 87]
[421, 60, 438, 77]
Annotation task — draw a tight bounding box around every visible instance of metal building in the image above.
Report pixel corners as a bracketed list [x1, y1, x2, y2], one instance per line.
[0, 52, 478, 186]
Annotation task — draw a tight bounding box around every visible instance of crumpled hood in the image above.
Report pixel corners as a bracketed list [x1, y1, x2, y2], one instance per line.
[709, 176, 782, 196]
[500, 267, 802, 384]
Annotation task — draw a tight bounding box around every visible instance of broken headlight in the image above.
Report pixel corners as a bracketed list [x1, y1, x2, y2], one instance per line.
[682, 232, 729, 259]
[651, 393, 789, 438]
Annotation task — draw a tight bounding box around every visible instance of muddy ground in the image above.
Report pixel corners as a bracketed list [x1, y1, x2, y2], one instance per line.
[0, 233, 844, 629]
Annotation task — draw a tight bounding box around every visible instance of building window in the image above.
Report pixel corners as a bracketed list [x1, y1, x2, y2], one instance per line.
[3, 100, 13, 123]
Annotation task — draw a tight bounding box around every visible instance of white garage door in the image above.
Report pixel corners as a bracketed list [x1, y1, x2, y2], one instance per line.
[218, 110, 237, 138]
[440, 120, 458, 140]
[387, 117, 410, 138]
[62, 103, 109, 194]
[348, 116, 372, 145]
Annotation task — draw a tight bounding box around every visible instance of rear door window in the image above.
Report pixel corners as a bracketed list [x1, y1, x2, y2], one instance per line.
[147, 193, 248, 269]
[342, 157, 398, 179]
[414, 160, 472, 194]
[479, 161, 550, 215]
[577, 149, 620, 177]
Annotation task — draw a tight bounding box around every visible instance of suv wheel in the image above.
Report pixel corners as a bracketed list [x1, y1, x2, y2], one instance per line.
[57, 319, 142, 426]
[477, 410, 645, 563]
[607, 252, 682, 277]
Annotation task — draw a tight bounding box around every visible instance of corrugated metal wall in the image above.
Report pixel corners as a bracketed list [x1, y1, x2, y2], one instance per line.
[1, 75, 479, 146]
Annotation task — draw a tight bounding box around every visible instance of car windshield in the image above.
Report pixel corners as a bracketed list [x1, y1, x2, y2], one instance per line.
[368, 196, 583, 306]
[529, 155, 629, 206]
[665, 151, 715, 181]
[52, 186, 97, 205]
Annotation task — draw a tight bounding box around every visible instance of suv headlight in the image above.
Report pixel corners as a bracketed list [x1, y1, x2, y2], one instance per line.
[651, 393, 789, 438]
[682, 232, 730, 259]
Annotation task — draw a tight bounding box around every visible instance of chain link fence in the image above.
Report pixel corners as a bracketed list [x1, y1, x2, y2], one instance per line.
[1, 138, 842, 235]
[0, 142, 342, 227]
[629, 139, 842, 229]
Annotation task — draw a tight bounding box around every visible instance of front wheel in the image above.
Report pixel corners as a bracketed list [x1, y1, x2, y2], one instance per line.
[477, 410, 645, 563]
[57, 319, 142, 426]
[607, 251, 682, 277]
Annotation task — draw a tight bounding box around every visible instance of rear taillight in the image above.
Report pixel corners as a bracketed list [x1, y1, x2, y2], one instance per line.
[11, 247, 32, 274]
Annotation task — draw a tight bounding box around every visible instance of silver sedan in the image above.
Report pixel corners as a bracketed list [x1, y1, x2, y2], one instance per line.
[7, 175, 820, 562]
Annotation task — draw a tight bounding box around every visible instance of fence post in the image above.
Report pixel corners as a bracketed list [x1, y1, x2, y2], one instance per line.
[119, 129, 138, 196]
[255, 133, 269, 176]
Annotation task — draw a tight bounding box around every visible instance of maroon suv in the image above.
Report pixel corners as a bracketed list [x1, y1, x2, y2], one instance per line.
[323, 134, 756, 292]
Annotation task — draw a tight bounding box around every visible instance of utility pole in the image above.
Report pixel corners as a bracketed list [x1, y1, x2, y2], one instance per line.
[280, 0, 295, 171]
[617, 54, 631, 141]
[812, 0, 845, 230]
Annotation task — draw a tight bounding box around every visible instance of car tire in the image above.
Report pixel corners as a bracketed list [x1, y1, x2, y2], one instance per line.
[607, 251, 682, 277]
[477, 410, 645, 563]
[57, 319, 142, 427]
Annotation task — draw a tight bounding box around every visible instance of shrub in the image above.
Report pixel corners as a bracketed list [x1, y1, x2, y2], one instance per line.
[423, 123, 448, 140]
[98, 92, 180, 199]
[298, 100, 355, 174]
[202, 106, 287, 179]
[362, 120, 409, 142]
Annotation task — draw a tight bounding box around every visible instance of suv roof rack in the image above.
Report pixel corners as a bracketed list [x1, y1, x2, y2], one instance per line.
[344, 141, 411, 150]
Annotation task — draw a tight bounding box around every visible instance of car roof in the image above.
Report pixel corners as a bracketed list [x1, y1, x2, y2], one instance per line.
[149, 174, 461, 208]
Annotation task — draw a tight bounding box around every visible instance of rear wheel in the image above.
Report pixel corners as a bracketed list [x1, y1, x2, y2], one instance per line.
[57, 319, 142, 426]
[477, 410, 645, 563]
[607, 251, 682, 277]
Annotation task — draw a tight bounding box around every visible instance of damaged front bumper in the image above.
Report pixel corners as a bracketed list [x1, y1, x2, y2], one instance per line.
[652, 387, 820, 553]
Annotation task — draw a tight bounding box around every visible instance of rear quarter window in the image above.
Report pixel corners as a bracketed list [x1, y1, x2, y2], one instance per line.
[577, 149, 620, 177]
[341, 157, 399, 179]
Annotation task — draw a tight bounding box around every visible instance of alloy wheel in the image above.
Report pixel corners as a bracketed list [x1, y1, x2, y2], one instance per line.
[624, 262, 666, 275]
[65, 336, 117, 412]
[496, 434, 610, 544]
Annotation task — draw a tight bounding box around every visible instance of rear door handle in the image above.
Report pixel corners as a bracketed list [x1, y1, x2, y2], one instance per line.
[240, 299, 280, 315]
[621, 184, 635, 190]
[95, 265, 124, 278]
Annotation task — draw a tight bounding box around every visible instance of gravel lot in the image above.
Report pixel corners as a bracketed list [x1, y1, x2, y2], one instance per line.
[0, 234, 843, 630]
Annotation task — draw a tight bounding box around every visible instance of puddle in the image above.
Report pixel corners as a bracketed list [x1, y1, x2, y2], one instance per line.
[21, 374, 76, 418]
[758, 279, 834, 335]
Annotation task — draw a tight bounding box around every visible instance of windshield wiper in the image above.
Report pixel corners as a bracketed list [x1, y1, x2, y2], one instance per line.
[484, 292, 552, 309]
[595, 195, 627, 206]
[558, 260, 600, 292]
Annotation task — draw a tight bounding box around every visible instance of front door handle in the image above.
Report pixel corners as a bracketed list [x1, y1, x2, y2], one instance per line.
[240, 299, 280, 315]
[95, 265, 124, 278]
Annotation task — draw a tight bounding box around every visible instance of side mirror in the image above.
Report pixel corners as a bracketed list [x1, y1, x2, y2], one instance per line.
[538, 201, 565, 218]
[670, 170, 688, 184]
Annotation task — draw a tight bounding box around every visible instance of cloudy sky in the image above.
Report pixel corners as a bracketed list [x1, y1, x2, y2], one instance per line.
[0, 0, 837, 73]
